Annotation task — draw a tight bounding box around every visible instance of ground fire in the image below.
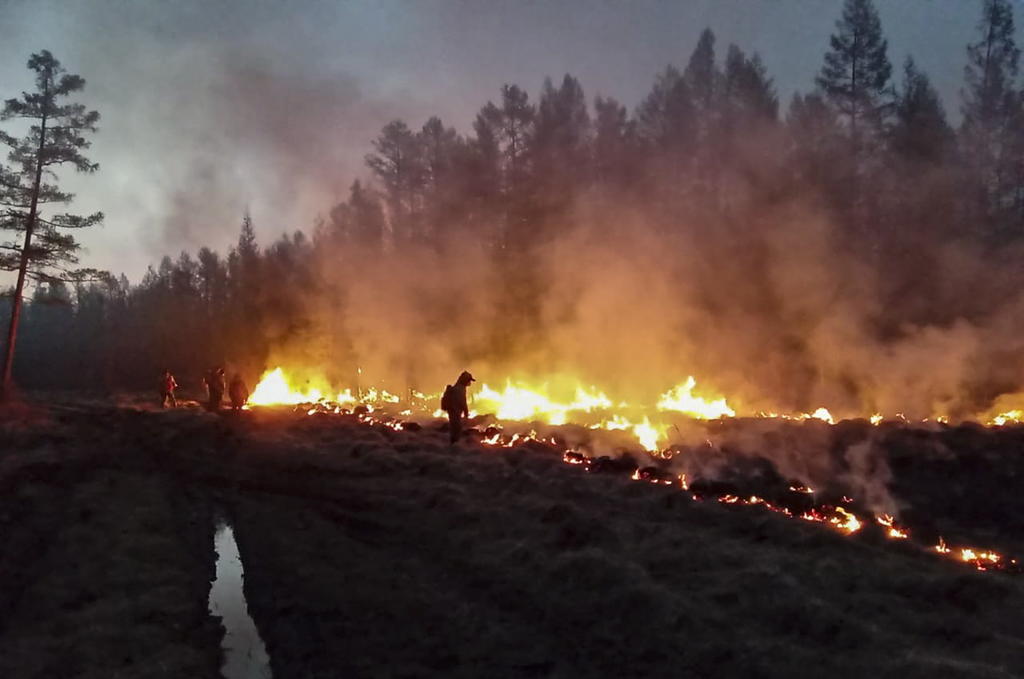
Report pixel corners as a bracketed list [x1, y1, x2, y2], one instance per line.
[241, 365, 1022, 574]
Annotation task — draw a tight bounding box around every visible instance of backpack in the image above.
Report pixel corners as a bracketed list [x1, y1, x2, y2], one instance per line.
[440, 385, 456, 411]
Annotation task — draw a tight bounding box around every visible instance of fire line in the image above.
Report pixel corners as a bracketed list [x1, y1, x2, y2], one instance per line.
[244, 367, 1019, 575]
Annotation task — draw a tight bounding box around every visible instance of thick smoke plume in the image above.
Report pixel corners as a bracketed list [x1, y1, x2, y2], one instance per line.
[263, 184, 1024, 425]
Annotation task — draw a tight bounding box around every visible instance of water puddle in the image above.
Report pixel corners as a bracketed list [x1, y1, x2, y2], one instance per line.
[209, 520, 273, 679]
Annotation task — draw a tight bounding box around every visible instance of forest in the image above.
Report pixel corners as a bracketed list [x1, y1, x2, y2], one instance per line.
[4, 0, 1024, 418]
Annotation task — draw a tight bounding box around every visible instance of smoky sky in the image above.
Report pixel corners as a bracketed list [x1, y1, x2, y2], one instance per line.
[0, 0, 1012, 282]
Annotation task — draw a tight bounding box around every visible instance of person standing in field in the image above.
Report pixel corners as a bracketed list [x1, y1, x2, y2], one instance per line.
[160, 370, 178, 408]
[228, 374, 249, 411]
[441, 371, 475, 444]
[205, 367, 225, 412]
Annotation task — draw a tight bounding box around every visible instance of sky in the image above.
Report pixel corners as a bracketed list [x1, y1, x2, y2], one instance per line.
[0, 0, 1015, 283]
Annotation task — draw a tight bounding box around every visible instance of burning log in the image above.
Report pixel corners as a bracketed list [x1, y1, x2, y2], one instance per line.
[562, 451, 589, 466]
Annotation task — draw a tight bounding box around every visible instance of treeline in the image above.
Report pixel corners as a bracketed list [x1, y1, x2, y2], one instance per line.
[5, 0, 1024, 397]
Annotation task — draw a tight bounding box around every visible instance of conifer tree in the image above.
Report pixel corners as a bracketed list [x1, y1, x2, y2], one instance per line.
[892, 58, 952, 163]
[816, 0, 893, 146]
[960, 0, 1020, 236]
[365, 120, 424, 244]
[0, 51, 103, 398]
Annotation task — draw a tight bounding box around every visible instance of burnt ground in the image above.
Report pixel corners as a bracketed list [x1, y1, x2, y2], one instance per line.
[2, 401, 1024, 678]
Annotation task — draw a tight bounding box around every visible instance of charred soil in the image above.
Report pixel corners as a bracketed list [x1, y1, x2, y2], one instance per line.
[1, 400, 1024, 678]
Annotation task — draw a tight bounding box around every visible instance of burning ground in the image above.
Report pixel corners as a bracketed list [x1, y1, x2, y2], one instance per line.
[2, 397, 1024, 678]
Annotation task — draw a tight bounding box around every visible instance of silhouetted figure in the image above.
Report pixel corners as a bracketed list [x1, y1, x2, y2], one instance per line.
[160, 370, 178, 408]
[441, 371, 474, 444]
[229, 374, 249, 411]
[205, 367, 225, 412]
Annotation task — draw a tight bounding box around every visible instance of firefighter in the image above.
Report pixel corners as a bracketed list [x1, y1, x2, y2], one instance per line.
[228, 374, 249, 411]
[160, 370, 178, 408]
[441, 370, 475, 444]
[205, 367, 226, 412]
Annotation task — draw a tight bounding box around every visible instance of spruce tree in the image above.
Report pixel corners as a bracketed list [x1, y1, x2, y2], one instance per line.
[0, 51, 103, 399]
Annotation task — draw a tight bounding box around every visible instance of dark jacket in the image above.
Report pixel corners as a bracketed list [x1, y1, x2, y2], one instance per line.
[442, 384, 469, 416]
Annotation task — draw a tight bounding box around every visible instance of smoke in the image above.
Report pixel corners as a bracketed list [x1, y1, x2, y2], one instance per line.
[0, 0, 434, 275]
[257, 171, 1024, 429]
[122, 44, 407, 259]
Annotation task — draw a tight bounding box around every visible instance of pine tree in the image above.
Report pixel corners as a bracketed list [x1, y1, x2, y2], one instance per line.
[636, 65, 695, 187]
[815, 0, 893, 248]
[531, 74, 592, 211]
[960, 0, 1021, 237]
[329, 180, 385, 251]
[593, 95, 637, 188]
[722, 45, 778, 126]
[892, 57, 952, 163]
[464, 111, 504, 247]
[478, 85, 535, 247]
[786, 92, 843, 195]
[816, 0, 893, 146]
[962, 0, 1019, 130]
[237, 211, 258, 262]
[365, 119, 424, 244]
[419, 117, 460, 195]
[0, 50, 103, 399]
[480, 85, 535, 192]
[418, 116, 468, 238]
[883, 58, 957, 249]
[684, 28, 719, 120]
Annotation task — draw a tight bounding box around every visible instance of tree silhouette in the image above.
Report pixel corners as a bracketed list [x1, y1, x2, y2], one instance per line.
[0, 50, 103, 399]
[961, 0, 1021, 237]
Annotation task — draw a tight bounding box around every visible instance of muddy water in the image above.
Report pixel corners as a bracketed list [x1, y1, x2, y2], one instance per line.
[209, 520, 272, 679]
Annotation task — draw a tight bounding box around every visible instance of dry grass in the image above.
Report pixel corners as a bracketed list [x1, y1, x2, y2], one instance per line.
[1, 402, 1024, 678]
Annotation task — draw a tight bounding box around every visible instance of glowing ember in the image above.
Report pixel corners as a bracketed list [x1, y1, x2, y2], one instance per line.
[800, 507, 862, 534]
[876, 514, 909, 539]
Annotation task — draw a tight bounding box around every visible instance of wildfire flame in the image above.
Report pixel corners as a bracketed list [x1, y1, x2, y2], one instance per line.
[243, 366, 1017, 574]
[877, 514, 909, 539]
[990, 410, 1023, 426]
[656, 376, 735, 419]
[474, 381, 613, 425]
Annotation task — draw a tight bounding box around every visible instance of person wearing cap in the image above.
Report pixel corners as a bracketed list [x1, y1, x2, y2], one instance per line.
[440, 371, 475, 444]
